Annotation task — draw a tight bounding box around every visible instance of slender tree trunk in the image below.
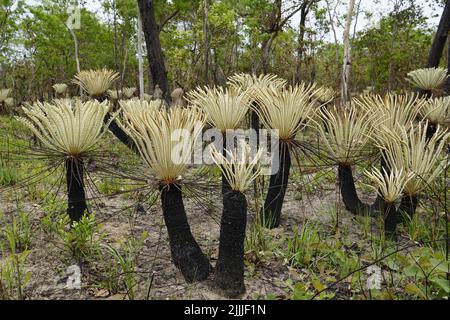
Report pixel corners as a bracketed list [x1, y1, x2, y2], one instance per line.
[294, 2, 309, 85]
[160, 184, 211, 283]
[341, 0, 356, 105]
[203, 0, 209, 85]
[66, 158, 87, 222]
[427, 0, 450, 68]
[137, 0, 171, 103]
[67, 27, 80, 74]
[445, 34, 450, 95]
[137, 8, 145, 99]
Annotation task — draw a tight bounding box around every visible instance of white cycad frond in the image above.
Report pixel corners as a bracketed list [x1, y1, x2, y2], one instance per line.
[17, 100, 110, 156]
[53, 83, 68, 94]
[364, 167, 412, 203]
[73, 69, 120, 97]
[188, 86, 250, 131]
[354, 93, 426, 145]
[378, 122, 450, 196]
[122, 87, 137, 98]
[210, 143, 263, 192]
[118, 106, 206, 184]
[406, 67, 448, 90]
[420, 96, 450, 125]
[0, 89, 11, 102]
[253, 83, 319, 140]
[313, 105, 378, 164]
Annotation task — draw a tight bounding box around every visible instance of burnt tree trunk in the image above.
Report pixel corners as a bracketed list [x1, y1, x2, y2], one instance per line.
[160, 184, 211, 283]
[399, 194, 419, 221]
[66, 158, 87, 222]
[137, 0, 171, 103]
[214, 190, 247, 298]
[338, 164, 370, 215]
[427, 0, 450, 68]
[445, 35, 450, 95]
[93, 95, 138, 154]
[261, 141, 291, 228]
[382, 201, 398, 239]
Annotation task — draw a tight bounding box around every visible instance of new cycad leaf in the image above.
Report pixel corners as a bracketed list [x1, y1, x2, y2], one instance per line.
[420, 96, 450, 125]
[188, 86, 250, 132]
[252, 84, 319, 140]
[364, 167, 412, 203]
[313, 105, 378, 164]
[16, 100, 110, 157]
[210, 143, 263, 192]
[406, 67, 448, 90]
[377, 122, 450, 196]
[118, 106, 205, 184]
[73, 69, 120, 97]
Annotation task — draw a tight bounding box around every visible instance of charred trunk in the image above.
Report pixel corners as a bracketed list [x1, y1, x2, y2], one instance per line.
[214, 191, 247, 297]
[137, 0, 171, 104]
[338, 164, 370, 215]
[399, 194, 418, 221]
[160, 184, 211, 283]
[382, 201, 398, 239]
[66, 158, 87, 222]
[261, 141, 291, 228]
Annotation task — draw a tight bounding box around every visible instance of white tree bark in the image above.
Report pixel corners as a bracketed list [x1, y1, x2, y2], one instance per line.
[341, 0, 356, 105]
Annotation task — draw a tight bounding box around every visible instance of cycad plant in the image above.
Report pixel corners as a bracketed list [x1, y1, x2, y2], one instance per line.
[0, 89, 11, 115]
[420, 97, 450, 139]
[364, 167, 412, 236]
[313, 105, 379, 215]
[210, 144, 262, 297]
[227, 73, 287, 148]
[354, 93, 426, 213]
[250, 84, 319, 228]
[72, 69, 136, 151]
[73, 69, 120, 101]
[377, 122, 450, 220]
[188, 86, 251, 195]
[406, 67, 449, 96]
[16, 99, 111, 222]
[117, 105, 211, 283]
[52, 83, 68, 98]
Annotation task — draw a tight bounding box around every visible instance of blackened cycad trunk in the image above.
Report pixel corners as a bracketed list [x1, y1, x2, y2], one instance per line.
[214, 190, 247, 297]
[261, 141, 291, 228]
[337, 155, 389, 217]
[399, 194, 419, 221]
[66, 158, 87, 222]
[382, 201, 398, 239]
[160, 184, 211, 283]
[338, 164, 370, 215]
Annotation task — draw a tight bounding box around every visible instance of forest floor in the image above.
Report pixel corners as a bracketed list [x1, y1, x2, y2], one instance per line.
[0, 116, 448, 300]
